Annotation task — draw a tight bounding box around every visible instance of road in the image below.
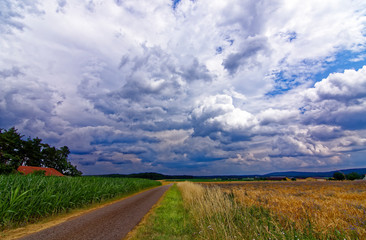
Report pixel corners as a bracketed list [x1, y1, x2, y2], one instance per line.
[19, 184, 172, 240]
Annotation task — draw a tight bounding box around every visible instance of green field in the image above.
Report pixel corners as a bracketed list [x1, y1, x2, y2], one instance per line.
[0, 174, 161, 230]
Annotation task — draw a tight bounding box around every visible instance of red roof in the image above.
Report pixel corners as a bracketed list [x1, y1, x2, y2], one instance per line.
[17, 166, 64, 176]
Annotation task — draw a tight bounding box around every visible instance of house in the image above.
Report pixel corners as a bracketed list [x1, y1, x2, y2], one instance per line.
[363, 175, 366, 180]
[17, 166, 64, 176]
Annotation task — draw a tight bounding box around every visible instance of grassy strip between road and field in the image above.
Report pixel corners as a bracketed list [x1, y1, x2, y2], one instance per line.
[0, 174, 161, 231]
[129, 184, 195, 240]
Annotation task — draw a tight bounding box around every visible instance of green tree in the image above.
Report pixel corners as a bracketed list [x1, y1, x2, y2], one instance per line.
[333, 172, 345, 180]
[345, 172, 362, 180]
[0, 127, 23, 168]
[22, 137, 43, 167]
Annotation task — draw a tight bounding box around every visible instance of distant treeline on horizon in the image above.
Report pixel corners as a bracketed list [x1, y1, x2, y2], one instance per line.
[90, 168, 366, 180]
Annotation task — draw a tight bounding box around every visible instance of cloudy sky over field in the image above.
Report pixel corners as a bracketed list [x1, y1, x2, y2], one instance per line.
[1, 0, 366, 175]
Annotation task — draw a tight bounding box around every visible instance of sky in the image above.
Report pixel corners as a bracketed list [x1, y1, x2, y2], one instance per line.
[1, 0, 366, 176]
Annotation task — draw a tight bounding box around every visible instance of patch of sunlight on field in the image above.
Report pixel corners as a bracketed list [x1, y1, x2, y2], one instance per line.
[221, 181, 366, 238]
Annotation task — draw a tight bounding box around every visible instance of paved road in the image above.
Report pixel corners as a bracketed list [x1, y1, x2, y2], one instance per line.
[20, 184, 172, 240]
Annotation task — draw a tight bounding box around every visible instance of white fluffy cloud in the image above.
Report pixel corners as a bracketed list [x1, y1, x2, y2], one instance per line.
[302, 66, 366, 129]
[306, 66, 366, 101]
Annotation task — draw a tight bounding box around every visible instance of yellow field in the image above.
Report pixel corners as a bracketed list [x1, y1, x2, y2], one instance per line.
[217, 181, 366, 238]
[177, 181, 366, 239]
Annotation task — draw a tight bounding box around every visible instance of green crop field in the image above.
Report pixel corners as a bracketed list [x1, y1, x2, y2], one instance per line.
[0, 174, 161, 230]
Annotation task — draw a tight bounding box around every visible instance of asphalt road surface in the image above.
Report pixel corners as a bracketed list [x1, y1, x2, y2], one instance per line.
[19, 184, 172, 240]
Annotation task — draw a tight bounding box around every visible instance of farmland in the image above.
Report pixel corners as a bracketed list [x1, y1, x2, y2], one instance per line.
[179, 181, 366, 239]
[0, 174, 161, 230]
[223, 181, 366, 238]
[2, 174, 365, 240]
[132, 181, 366, 240]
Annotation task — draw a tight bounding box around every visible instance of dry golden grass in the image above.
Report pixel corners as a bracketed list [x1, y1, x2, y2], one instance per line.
[178, 182, 242, 239]
[178, 182, 298, 240]
[217, 181, 366, 238]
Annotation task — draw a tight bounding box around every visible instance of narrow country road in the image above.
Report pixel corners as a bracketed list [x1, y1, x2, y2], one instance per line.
[19, 184, 172, 240]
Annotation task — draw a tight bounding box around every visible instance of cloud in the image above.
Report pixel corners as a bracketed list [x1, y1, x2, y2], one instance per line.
[271, 135, 333, 158]
[0, 66, 23, 79]
[258, 108, 298, 125]
[97, 151, 141, 165]
[1, 0, 366, 175]
[223, 36, 269, 74]
[307, 125, 345, 141]
[307, 66, 366, 101]
[189, 94, 258, 143]
[0, 0, 44, 34]
[0, 70, 63, 130]
[302, 66, 366, 129]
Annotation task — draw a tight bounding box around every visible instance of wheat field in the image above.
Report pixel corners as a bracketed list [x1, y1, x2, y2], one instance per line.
[217, 181, 366, 238]
[178, 181, 366, 239]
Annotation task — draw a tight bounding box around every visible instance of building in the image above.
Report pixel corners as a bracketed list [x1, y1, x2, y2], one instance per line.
[17, 166, 64, 176]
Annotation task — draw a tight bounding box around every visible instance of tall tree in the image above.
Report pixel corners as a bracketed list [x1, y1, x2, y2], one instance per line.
[333, 172, 345, 180]
[0, 127, 23, 168]
[22, 137, 43, 167]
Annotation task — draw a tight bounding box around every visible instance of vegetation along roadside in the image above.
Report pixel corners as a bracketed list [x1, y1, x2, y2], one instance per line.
[0, 175, 161, 231]
[129, 183, 195, 240]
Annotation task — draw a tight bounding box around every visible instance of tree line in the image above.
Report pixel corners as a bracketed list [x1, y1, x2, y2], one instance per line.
[0, 127, 82, 176]
[333, 171, 363, 180]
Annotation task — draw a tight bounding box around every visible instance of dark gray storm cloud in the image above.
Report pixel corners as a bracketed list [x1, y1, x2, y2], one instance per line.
[223, 36, 269, 74]
[0, 67, 23, 79]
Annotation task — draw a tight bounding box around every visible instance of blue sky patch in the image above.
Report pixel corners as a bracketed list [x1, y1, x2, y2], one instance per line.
[315, 50, 366, 83]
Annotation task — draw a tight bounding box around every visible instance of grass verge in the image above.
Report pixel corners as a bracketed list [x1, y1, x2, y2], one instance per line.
[129, 184, 195, 240]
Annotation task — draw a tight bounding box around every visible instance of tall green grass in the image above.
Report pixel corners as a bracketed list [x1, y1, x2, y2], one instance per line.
[0, 175, 161, 229]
